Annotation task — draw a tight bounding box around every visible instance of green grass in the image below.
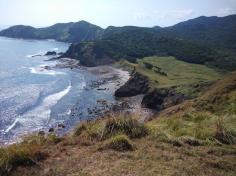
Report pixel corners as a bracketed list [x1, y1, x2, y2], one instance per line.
[138, 56, 222, 87]
[74, 115, 149, 141]
[115, 56, 223, 97]
[148, 111, 236, 145]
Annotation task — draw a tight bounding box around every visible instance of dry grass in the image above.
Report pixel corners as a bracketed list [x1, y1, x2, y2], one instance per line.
[100, 135, 134, 152]
[0, 142, 46, 175]
[2, 70, 236, 175]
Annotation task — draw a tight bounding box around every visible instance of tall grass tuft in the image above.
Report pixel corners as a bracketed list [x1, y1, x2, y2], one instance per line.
[0, 143, 47, 175]
[103, 116, 149, 139]
[101, 134, 134, 151]
[215, 117, 235, 144]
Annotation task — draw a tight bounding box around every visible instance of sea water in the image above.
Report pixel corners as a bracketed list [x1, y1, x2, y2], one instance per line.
[0, 37, 115, 144]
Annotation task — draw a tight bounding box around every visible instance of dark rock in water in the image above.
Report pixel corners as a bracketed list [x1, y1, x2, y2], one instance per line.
[32, 54, 42, 57]
[44, 65, 51, 70]
[141, 88, 187, 111]
[115, 72, 149, 97]
[45, 51, 57, 56]
[49, 128, 54, 132]
[38, 131, 45, 136]
[58, 52, 64, 55]
[58, 123, 66, 128]
[97, 88, 106, 91]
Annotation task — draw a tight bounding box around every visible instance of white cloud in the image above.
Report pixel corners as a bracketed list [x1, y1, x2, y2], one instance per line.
[133, 12, 151, 20]
[155, 9, 194, 20]
[216, 8, 235, 17]
[133, 9, 194, 21]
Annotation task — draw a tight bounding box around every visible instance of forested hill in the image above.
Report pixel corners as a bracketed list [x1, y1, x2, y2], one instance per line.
[165, 15, 236, 53]
[0, 21, 103, 43]
[1, 15, 236, 70]
[1, 15, 236, 52]
[62, 15, 236, 70]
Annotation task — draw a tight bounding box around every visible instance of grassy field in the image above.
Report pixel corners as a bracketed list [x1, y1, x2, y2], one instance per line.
[115, 56, 223, 96]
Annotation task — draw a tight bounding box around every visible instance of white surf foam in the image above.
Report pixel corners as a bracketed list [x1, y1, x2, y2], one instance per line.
[4, 83, 72, 133]
[26, 51, 45, 58]
[29, 65, 65, 76]
[51, 48, 59, 51]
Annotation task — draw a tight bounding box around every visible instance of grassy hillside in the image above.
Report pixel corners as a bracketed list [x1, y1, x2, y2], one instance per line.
[1, 71, 235, 176]
[115, 56, 223, 97]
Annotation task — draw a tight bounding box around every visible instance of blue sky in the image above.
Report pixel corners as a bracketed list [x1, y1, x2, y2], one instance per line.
[0, 0, 236, 28]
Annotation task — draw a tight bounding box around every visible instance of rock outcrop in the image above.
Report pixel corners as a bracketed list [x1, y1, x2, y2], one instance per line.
[45, 51, 57, 56]
[115, 72, 149, 97]
[141, 88, 187, 111]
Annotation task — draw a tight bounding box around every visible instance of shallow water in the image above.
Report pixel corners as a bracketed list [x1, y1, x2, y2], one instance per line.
[0, 37, 116, 144]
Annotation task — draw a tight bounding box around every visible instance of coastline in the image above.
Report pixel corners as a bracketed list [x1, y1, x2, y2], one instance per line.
[0, 57, 154, 146]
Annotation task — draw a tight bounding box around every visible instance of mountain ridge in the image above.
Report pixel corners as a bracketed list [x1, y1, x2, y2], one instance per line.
[0, 21, 104, 42]
[1, 15, 236, 70]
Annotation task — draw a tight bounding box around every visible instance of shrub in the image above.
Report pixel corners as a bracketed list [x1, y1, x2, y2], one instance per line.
[102, 135, 134, 151]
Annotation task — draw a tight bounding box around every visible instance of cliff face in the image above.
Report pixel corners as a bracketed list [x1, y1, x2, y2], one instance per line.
[141, 89, 187, 111]
[114, 72, 187, 111]
[62, 42, 115, 67]
[114, 72, 149, 97]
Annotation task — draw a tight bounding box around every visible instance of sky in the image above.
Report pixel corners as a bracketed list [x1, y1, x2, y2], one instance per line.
[0, 0, 236, 28]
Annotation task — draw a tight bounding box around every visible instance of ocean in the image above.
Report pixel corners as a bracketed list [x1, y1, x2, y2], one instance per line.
[0, 37, 117, 144]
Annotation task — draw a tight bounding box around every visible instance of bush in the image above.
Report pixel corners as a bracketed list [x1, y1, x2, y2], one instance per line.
[102, 135, 134, 151]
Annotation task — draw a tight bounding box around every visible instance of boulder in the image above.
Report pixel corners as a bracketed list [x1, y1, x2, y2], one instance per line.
[45, 51, 57, 56]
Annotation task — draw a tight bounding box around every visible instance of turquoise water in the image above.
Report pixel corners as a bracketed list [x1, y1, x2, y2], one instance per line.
[0, 37, 114, 144]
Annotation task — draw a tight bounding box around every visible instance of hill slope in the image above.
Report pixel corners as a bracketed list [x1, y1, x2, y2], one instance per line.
[1, 72, 235, 176]
[0, 21, 103, 42]
[165, 15, 236, 53]
[63, 28, 234, 70]
[1, 15, 236, 70]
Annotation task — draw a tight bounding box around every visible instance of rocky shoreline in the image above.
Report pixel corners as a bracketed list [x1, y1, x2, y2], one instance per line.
[51, 58, 186, 123]
[33, 59, 154, 137]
